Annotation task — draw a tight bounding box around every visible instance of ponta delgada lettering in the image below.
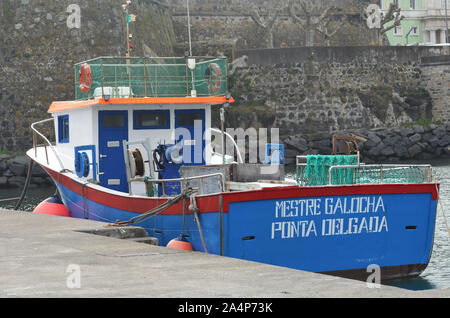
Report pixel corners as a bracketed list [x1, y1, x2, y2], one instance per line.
[271, 196, 388, 239]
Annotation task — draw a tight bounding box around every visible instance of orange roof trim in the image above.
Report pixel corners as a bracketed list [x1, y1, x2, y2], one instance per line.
[48, 96, 235, 113]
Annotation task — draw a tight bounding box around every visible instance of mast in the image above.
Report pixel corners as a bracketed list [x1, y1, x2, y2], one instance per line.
[122, 1, 133, 57]
[122, 1, 133, 96]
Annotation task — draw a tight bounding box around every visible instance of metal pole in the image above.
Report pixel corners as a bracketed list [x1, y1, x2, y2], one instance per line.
[220, 108, 225, 167]
[445, 0, 449, 43]
[126, 9, 130, 57]
[187, 0, 192, 56]
[219, 194, 223, 256]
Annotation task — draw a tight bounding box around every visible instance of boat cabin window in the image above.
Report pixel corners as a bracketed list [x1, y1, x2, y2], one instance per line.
[133, 110, 170, 129]
[176, 112, 203, 126]
[101, 113, 125, 128]
[58, 115, 69, 143]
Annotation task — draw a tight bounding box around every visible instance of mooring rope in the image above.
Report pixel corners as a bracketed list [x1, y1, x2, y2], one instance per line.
[14, 160, 34, 210]
[189, 194, 208, 254]
[0, 197, 21, 203]
[113, 187, 197, 226]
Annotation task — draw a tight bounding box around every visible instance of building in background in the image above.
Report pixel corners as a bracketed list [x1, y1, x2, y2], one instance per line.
[381, 0, 449, 45]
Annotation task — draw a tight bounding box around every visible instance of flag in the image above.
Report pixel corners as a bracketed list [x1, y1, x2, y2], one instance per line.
[127, 13, 136, 24]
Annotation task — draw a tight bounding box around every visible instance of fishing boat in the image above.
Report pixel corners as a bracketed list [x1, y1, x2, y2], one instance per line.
[25, 3, 439, 282]
[26, 52, 440, 282]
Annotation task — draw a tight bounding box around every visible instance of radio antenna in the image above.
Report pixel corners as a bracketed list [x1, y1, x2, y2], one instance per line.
[187, 0, 193, 56]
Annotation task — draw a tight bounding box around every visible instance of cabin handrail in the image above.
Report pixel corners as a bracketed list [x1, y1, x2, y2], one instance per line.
[31, 118, 65, 171]
[211, 128, 244, 164]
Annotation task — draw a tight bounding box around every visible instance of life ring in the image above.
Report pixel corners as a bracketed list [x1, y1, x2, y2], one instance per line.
[78, 63, 92, 94]
[206, 63, 222, 94]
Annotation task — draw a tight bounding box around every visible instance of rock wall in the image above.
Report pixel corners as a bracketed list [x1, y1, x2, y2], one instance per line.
[0, 155, 53, 188]
[420, 56, 450, 124]
[228, 46, 449, 140]
[0, 0, 176, 152]
[169, 0, 379, 53]
[283, 124, 450, 165]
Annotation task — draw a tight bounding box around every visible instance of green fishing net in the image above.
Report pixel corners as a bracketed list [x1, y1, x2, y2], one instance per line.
[296, 154, 430, 186]
[301, 155, 357, 186]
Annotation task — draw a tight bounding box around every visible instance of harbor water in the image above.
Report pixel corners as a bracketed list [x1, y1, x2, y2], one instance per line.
[0, 161, 449, 291]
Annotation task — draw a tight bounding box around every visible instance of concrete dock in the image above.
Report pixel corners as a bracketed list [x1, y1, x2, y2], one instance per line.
[1, 209, 449, 298]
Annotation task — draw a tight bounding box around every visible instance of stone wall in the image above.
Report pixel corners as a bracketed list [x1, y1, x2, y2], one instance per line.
[283, 124, 450, 165]
[420, 56, 450, 124]
[169, 0, 379, 52]
[0, 0, 176, 152]
[227, 46, 449, 140]
[0, 155, 53, 188]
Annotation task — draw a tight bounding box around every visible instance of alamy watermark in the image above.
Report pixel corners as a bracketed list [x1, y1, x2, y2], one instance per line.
[168, 123, 282, 175]
[366, 264, 381, 288]
[66, 264, 81, 289]
[365, 4, 382, 29]
[66, 4, 81, 29]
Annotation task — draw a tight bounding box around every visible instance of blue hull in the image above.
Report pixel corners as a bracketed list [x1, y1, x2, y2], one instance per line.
[54, 176, 438, 281]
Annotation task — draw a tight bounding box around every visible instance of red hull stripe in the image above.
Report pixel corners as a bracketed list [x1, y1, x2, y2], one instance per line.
[44, 166, 439, 215]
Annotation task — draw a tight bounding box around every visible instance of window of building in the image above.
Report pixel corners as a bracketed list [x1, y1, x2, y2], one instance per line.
[58, 115, 69, 143]
[410, 0, 417, 9]
[410, 26, 419, 36]
[394, 26, 403, 36]
[133, 110, 170, 129]
[393, 0, 400, 8]
[443, 0, 450, 9]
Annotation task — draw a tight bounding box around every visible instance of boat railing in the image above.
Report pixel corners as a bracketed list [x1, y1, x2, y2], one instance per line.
[74, 56, 228, 100]
[296, 155, 433, 186]
[327, 164, 433, 185]
[31, 118, 65, 171]
[133, 172, 226, 197]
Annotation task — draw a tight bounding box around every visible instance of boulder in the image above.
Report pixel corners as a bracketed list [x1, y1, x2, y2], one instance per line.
[6, 156, 30, 177]
[399, 127, 414, 137]
[412, 125, 425, 134]
[381, 146, 395, 157]
[284, 136, 308, 153]
[8, 176, 26, 188]
[31, 163, 47, 177]
[438, 135, 450, 147]
[367, 132, 381, 145]
[409, 133, 422, 143]
[394, 146, 409, 158]
[408, 144, 422, 158]
[0, 176, 8, 187]
[384, 135, 402, 146]
[432, 126, 446, 137]
[422, 132, 434, 143]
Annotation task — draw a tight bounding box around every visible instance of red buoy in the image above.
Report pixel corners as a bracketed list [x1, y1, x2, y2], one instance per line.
[33, 195, 70, 217]
[167, 235, 193, 251]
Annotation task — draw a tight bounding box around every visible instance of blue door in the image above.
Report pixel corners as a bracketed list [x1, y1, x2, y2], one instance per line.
[175, 109, 205, 165]
[98, 111, 129, 193]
